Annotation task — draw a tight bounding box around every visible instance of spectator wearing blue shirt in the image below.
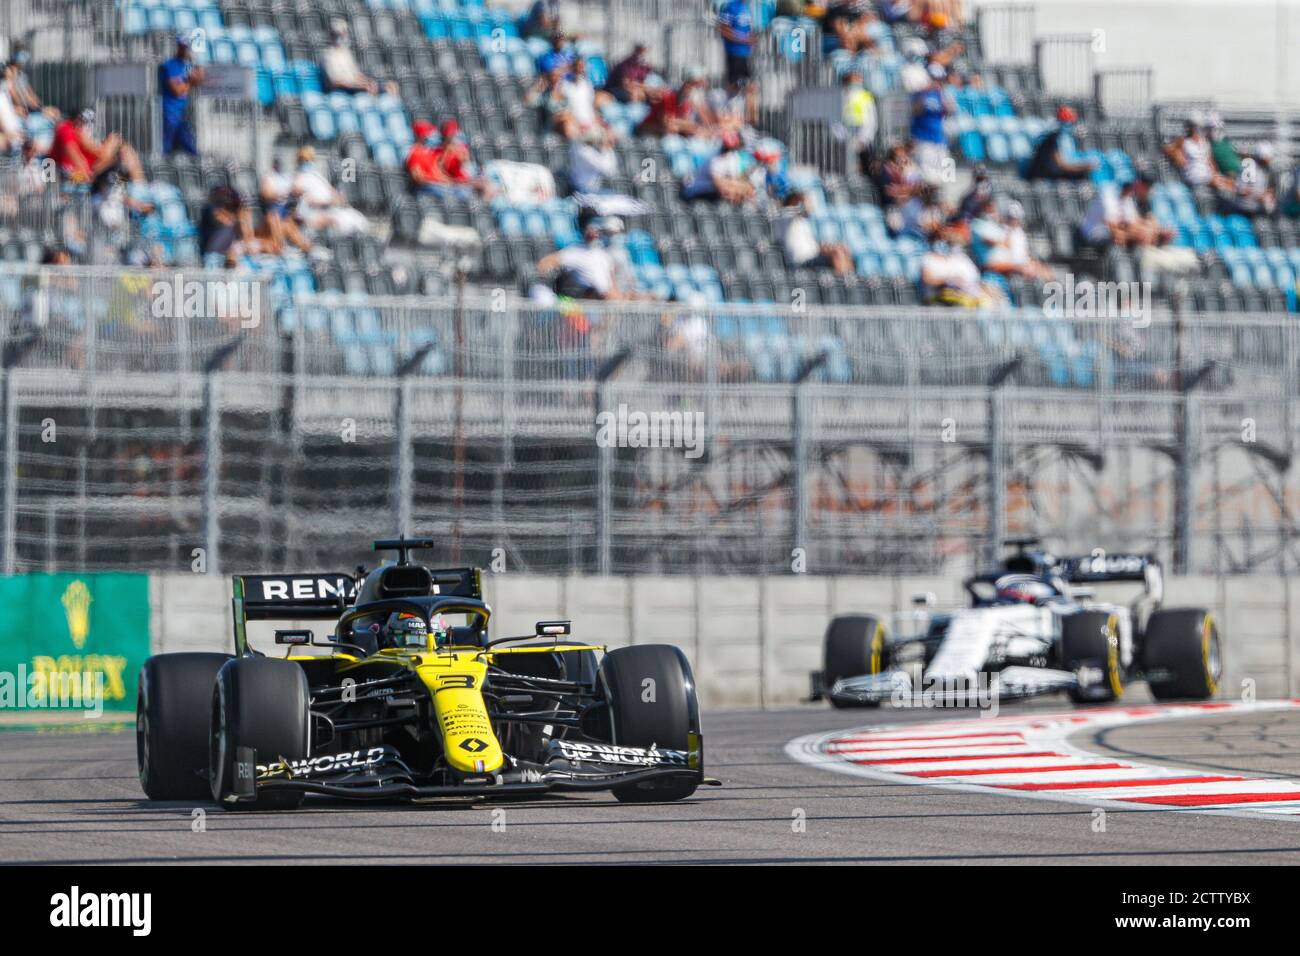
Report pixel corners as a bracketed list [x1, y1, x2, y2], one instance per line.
[717, 0, 755, 88]
[159, 34, 203, 156]
[909, 63, 953, 183]
[1023, 105, 1097, 181]
[537, 33, 574, 77]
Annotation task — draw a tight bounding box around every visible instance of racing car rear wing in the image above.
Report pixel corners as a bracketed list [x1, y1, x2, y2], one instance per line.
[1058, 553, 1163, 601]
[232, 573, 360, 654]
[231, 567, 486, 653]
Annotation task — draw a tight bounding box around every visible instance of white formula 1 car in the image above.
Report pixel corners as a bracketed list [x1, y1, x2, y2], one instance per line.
[810, 539, 1221, 708]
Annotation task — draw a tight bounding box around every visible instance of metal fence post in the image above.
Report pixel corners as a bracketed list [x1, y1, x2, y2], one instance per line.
[792, 352, 827, 568]
[987, 356, 1022, 564]
[202, 372, 222, 576]
[1, 369, 16, 575]
[594, 348, 631, 575]
[394, 377, 412, 537]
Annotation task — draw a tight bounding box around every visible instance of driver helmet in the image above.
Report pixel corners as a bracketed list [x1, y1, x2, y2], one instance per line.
[384, 612, 429, 649]
[995, 577, 1056, 606]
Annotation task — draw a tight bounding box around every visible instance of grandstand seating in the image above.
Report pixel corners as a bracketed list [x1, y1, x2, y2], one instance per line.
[6, 0, 1300, 386]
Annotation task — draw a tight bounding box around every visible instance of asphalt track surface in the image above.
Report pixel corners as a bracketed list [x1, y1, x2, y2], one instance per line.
[2, 699, 1300, 864]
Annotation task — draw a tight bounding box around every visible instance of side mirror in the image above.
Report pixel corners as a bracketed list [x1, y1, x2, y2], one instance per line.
[911, 592, 936, 607]
[536, 620, 571, 637]
[275, 629, 313, 645]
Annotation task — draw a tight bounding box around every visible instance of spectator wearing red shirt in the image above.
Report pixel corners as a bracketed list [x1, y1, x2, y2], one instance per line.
[51, 108, 145, 189]
[605, 43, 653, 103]
[406, 119, 450, 191]
[636, 69, 707, 137]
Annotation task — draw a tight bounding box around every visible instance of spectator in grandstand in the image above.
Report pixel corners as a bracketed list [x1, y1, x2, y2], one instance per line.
[947, 163, 992, 239]
[1162, 119, 1229, 190]
[292, 145, 369, 236]
[158, 34, 204, 157]
[1206, 113, 1241, 178]
[877, 141, 925, 207]
[898, 37, 932, 93]
[921, 9, 965, 69]
[321, 20, 394, 96]
[1218, 141, 1278, 216]
[874, 0, 914, 23]
[753, 142, 793, 204]
[893, 181, 948, 242]
[17, 138, 52, 197]
[567, 127, 619, 195]
[0, 71, 24, 153]
[1022, 105, 1096, 181]
[199, 184, 258, 268]
[681, 130, 755, 205]
[777, 191, 853, 275]
[1077, 171, 1169, 252]
[841, 69, 878, 175]
[406, 120, 447, 191]
[535, 220, 628, 301]
[438, 120, 496, 198]
[528, 55, 613, 145]
[920, 238, 1003, 308]
[910, 65, 955, 184]
[259, 156, 313, 256]
[821, 2, 878, 55]
[51, 109, 145, 188]
[704, 78, 752, 135]
[971, 200, 1054, 281]
[538, 33, 575, 76]
[559, 56, 614, 142]
[605, 43, 655, 104]
[4, 47, 43, 117]
[717, 0, 758, 93]
[95, 171, 164, 266]
[520, 0, 562, 40]
[635, 69, 708, 138]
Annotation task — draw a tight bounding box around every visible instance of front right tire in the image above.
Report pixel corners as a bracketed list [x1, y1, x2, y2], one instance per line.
[1144, 608, 1221, 700]
[137, 652, 232, 800]
[599, 644, 701, 803]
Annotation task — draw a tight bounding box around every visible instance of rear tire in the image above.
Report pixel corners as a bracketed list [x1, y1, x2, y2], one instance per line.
[137, 653, 232, 801]
[1061, 611, 1123, 704]
[823, 615, 888, 708]
[599, 644, 701, 803]
[1144, 609, 1221, 701]
[209, 658, 310, 811]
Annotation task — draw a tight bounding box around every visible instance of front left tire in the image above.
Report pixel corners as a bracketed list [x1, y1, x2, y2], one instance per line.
[1061, 610, 1124, 704]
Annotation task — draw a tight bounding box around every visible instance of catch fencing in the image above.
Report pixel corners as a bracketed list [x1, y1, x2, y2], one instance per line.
[2, 266, 1300, 578]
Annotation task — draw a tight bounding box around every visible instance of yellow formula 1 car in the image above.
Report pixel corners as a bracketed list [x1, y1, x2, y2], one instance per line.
[137, 538, 708, 809]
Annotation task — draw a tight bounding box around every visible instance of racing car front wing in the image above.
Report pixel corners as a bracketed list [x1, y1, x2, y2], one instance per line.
[227, 737, 711, 803]
[822, 666, 1083, 707]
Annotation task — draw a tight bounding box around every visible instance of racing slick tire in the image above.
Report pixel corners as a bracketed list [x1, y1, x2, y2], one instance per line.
[599, 644, 700, 803]
[137, 652, 232, 801]
[209, 658, 310, 811]
[823, 615, 888, 708]
[1143, 608, 1221, 701]
[1061, 610, 1124, 704]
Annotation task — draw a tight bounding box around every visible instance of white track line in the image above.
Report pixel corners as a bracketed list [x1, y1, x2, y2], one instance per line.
[786, 700, 1300, 821]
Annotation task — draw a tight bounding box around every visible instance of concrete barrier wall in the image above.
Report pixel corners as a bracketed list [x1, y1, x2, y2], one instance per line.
[151, 573, 1299, 707]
